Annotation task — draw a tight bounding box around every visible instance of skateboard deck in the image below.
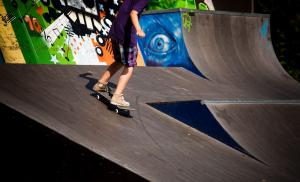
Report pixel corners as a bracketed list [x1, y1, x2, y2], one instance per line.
[92, 91, 135, 117]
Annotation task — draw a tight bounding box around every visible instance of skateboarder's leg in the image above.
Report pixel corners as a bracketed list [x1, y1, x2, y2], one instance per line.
[114, 66, 133, 95]
[110, 66, 133, 107]
[98, 61, 123, 84]
[109, 42, 136, 107]
[93, 62, 123, 92]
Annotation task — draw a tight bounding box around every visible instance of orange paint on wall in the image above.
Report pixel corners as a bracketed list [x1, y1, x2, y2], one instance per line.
[136, 49, 145, 66]
[91, 37, 114, 65]
[36, 6, 43, 16]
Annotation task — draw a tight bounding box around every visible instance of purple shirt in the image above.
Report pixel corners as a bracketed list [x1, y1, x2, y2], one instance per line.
[109, 0, 148, 47]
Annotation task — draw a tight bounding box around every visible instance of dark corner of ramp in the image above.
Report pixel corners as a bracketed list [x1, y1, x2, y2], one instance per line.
[1, 103, 147, 182]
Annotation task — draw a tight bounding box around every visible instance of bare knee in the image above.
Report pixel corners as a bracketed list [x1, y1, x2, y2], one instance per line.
[123, 66, 134, 75]
[127, 66, 134, 73]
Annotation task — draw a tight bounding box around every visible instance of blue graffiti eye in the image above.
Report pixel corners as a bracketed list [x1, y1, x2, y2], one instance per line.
[148, 34, 175, 53]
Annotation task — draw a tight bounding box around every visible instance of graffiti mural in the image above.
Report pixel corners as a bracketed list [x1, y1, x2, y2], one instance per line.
[196, 0, 214, 10]
[1, 12, 16, 26]
[147, 0, 196, 10]
[1, 0, 122, 64]
[138, 12, 205, 77]
[0, 0, 214, 77]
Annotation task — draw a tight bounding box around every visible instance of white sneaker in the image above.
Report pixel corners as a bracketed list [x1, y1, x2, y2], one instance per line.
[110, 94, 130, 107]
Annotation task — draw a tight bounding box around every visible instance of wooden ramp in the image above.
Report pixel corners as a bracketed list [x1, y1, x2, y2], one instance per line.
[0, 64, 300, 182]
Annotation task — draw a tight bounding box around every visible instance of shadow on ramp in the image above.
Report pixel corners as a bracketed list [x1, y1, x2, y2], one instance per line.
[148, 100, 266, 164]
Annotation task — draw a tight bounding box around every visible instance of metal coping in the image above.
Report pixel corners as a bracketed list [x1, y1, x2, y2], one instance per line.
[202, 100, 300, 105]
[143, 8, 270, 18]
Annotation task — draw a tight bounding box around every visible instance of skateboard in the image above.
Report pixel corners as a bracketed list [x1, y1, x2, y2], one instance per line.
[92, 90, 135, 117]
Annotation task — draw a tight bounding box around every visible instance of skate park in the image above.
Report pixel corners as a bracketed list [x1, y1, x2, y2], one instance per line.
[1, 0, 300, 181]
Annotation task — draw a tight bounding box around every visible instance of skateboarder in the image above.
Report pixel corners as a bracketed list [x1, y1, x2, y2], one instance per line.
[93, 0, 148, 107]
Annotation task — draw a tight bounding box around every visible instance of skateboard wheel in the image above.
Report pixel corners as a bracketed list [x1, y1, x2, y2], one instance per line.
[96, 95, 100, 100]
[115, 109, 119, 113]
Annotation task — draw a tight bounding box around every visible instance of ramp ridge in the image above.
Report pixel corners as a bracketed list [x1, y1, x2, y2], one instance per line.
[147, 100, 265, 164]
[202, 100, 300, 105]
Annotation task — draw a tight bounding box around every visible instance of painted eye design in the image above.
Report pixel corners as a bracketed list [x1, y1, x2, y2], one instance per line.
[148, 34, 176, 53]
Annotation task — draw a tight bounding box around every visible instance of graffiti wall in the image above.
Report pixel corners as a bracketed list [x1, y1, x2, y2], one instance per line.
[5, 0, 124, 65]
[138, 11, 205, 77]
[0, 0, 145, 65]
[0, 0, 213, 77]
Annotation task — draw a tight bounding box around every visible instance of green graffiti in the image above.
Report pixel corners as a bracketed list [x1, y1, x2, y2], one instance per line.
[148, 0, 196, 10]
[199, 2, 209, 10]
[182, 12, 192, 32]
[48, 31, 75, 65]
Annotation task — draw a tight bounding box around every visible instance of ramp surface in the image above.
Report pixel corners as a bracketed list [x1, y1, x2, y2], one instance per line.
[182, 10, 300, 99]
[1, 65, 300, 182]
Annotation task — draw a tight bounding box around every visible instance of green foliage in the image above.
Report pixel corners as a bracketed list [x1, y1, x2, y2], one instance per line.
[182, 12, 192, 32]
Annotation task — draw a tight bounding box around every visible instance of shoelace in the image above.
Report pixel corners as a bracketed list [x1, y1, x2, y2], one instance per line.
[118, 94, 127, 102]
[120, 94, 125, 101]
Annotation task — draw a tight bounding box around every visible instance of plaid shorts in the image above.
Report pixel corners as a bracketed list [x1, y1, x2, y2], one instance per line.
[112, 40, 138, 67]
